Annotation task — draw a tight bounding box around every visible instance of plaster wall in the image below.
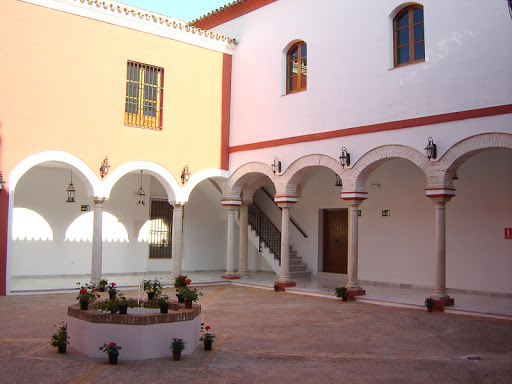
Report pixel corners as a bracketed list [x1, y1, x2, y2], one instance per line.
[213, 0, 512, 152]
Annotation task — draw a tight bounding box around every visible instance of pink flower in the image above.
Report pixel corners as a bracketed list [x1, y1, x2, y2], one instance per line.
[108, 342, 116, 347]
[80, 289, 87, 294]
[185, 279, 191, 284]
[97, 294, 101, 298]
[205, 326, 211, 331]
[111, 283, 116, 286]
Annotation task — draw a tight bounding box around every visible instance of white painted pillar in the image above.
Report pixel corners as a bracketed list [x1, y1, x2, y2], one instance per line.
[91, 197, 106, 284]
[426, 191, 454, 301]
[275, 196, 297, 285]
[171, 203, 184, 280]
[341, 192, 367, 295]
[237, 203, 250, 277]
[225, 207, 237, 277]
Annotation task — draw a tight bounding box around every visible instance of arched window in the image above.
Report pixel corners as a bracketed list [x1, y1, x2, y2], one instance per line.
[286, 41, 307, 93]
[394, 5, 424, 67]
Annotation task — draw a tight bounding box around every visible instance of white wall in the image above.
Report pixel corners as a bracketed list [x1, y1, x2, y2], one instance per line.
[215, 0, 512, 147]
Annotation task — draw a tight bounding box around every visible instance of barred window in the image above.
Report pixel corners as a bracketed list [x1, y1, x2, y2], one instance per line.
[149, 198, 173, 259]
[125, 61, 164, 129]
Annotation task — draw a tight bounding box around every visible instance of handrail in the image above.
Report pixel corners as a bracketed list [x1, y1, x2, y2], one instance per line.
[261, 187, 308, 238]
[248, 202, 281, 261]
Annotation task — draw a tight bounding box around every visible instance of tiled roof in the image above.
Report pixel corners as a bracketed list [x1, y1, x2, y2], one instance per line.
[50, 0, 238, 45]
[188, 0, 245, 26]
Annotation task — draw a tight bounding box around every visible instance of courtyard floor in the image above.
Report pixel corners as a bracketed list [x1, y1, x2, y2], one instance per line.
[0, 285, 511, 383]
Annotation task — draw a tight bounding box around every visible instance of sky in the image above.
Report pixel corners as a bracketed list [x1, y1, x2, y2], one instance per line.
[116, 0, 233, 21]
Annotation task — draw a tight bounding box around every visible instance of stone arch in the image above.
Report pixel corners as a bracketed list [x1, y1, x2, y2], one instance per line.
[438, 132, 512, 187]
[351, 145, 429, 192]
[9, 150, 97, 196]
[278, 154, 344, 197]
[224, 162, 276, 200]
[103, 161, 179, 202]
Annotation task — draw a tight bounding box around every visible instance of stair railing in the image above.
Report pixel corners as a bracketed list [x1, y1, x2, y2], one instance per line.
[248, 202, 281, 261]
[261, 187, 308, 238]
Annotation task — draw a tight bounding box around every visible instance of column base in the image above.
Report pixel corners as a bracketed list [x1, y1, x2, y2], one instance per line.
[275, 281, 296, 289]
[236, 271, 251, 277]
[347, 289, 366, 300]
[221, 275, 240, 280]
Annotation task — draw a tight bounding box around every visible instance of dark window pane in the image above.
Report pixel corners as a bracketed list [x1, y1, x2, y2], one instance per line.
[414, 24, 424, 42]
[289, 45, 298, 60]
[288, 74, 297, 92]
[396, 11, 409, 28]
[397, 46, 410, 64]
[414, 42, 425, 60]
[301, 43, 307, 57]
[413, 7, 423, 23]
[396, 27, 409, 46]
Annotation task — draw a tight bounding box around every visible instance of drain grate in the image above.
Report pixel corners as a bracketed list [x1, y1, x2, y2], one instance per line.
[466, 356, 482, 360]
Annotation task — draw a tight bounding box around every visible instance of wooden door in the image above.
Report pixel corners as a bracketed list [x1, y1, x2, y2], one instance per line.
[323, 209, 348, 274]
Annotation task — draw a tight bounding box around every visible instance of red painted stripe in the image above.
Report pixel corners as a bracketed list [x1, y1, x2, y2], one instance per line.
[229, 104, 512, 153]
[192, 0, 279, 30]
[0, 191, 9, 296]
[221, 54, 232, 170]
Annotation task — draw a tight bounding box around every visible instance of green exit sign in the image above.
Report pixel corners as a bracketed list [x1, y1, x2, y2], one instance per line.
[81, 205, 90, 212]
[382, 210, 390, 217]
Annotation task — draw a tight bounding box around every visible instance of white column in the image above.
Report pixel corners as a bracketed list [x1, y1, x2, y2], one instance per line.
[278, 205, 293, 283]
[237, 203, 250, 277]
[345, 199, 363, 291]
[428, 195, 454, 300]
[225, 206, 237, 277]
[171, 203, 184, 280]
[91, 197, 106, 284]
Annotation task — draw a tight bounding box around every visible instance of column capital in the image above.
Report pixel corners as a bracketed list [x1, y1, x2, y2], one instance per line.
[171, 202, 185, 209]
[91, 197, 107, 205]
[274, 195, 297, 208]
[341, 191, 368, 202]
[426, 188, 455, 205]
[221, 199, 242, 208]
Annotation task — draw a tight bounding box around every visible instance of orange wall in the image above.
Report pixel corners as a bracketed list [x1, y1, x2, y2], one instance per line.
[0, 0, 230, 185]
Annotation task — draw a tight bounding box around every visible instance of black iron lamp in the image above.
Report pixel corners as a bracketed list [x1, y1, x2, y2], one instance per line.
[335, 173, 343, 187]
[339, 147, 350, 168]
[271, 156, 281, 174]
[181, 165, 190, 185]
[137, 170, 146, 206]
[425, 137, 437, 161]
[99, 156, 111, 179]
[0, 171, 5, 192]
[66, 171, 76, 203]
[452, 171, 459, 180]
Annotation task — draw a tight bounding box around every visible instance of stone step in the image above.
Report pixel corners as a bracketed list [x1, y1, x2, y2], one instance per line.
[289, 270, 312, 278]
[289, 264, 307, 272]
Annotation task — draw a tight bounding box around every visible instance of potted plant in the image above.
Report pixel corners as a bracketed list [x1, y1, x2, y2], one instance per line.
[273, 283, 280, 292]
[107, 282, 118, 300]
[50, 321, 69, 354]
[143, 278, 163, 300]
[76, 282, 100, 310]
[199, 323, 216, 350]
[425, 297, 434, 312]
[98, 278, 108, 292]
[157, 295, 170, 314]
[176, 286, 202, 308]
[100, 298, 120, 314]
[335, 287, 349, 301]
[169, 338, 186, 361]
[117, 293, 138, 314]
[174, 274, 191, 288]
[99, 342, 122, 365]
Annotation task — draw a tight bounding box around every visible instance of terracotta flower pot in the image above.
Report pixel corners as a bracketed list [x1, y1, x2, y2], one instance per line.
[160, 303, 169, 314]
[109, 291, 117, 300]
[58, 344, 67, 354]
[204, 339, 212, 351]
[119, 304, 128, 314]
[147, 292, 155, 301]
[427, 306, 433, 312]
[172, 351, 181, 361]
[80, 300, 89, 310]
[184, 300, 192, 309]
[108, 353, 118, 365]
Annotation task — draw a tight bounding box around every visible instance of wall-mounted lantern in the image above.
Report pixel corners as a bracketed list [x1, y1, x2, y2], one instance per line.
[99, 156, 111, 179]
[425, 137, 437, 161]
[181, 165, 190, 185]
[339, 147, 350, 168]
[271, 156, 281, 174]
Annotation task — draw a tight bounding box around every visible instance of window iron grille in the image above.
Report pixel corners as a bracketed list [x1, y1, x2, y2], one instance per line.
[149, 198, 173, 259]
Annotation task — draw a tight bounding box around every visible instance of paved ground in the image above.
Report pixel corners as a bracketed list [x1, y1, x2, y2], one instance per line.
[1, 285, 511, 383]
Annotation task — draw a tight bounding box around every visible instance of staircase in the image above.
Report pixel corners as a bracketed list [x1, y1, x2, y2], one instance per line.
[247, 203, 311, 278]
